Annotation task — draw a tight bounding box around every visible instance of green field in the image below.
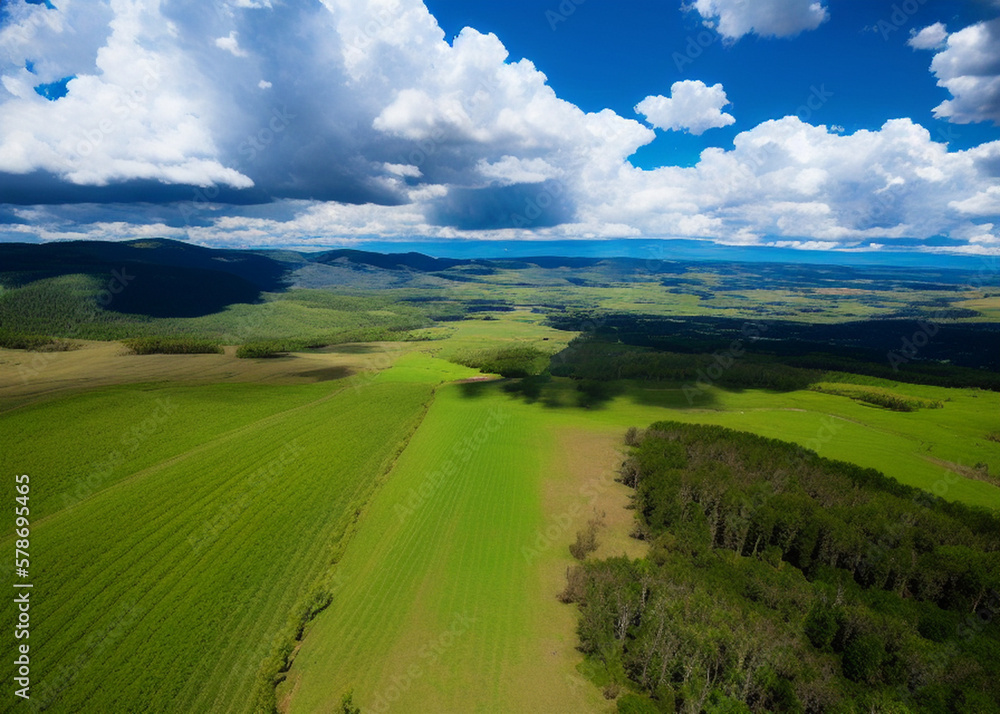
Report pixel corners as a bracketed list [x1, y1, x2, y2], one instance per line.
[2, 312, 998, 712]
[635, 382, 1000, 510]
[280, 381, 611, 713]
[0, 377, 438, 713]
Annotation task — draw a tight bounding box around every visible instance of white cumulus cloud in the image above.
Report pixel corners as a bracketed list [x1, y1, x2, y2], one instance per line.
[690, 0, 829, 40]
[575, 117, 1000, 249]
[908, 22, 948, 50]
[914, 18, 1000, 125]
[0, 0, 996, 255]
[214, 31, 247, 58]
[0, 0, 253, 189]
[635, 80, 735, 135]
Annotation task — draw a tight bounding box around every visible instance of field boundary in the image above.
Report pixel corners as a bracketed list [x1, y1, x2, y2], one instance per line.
[265, 386, 441, 714]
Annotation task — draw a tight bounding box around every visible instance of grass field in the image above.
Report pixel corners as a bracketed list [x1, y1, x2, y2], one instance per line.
[0, 275, 431, 342]
[280, 381, 630, 714]
[1, 313, 997, 713]
[606, 382, 1000, 510]
[0, 377, 438, 713]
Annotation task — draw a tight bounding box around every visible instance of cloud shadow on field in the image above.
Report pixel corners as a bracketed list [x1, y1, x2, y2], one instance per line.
[454, 374, 727, 412]
[626, 383, 723, 410]
[317, 344, 383, 354]
[295, 366, 354, 382]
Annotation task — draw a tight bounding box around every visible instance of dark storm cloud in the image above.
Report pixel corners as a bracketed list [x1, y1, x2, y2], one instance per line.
[0, 171, 271, 206]
[428, 180, 575, 231]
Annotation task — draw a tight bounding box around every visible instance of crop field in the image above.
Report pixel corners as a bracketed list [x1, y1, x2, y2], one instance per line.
[0, 376, 436, 713]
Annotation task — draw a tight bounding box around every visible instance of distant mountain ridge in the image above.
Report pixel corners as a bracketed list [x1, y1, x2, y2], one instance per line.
[1, 238, 996, 321]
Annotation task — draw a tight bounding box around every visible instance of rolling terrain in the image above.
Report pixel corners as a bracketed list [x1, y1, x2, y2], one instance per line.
[1, 241, 998, 712]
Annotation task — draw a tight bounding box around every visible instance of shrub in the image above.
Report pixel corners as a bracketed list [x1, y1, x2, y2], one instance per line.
[841, 633, 884, 683]
[809, 383, 943, 411]
[569, 513, 604, 560]
[340, 690, 361, 714]
[452, 344, 548, 378]
[618, 456, 641, 488]
[0, 331, 74, 351]
[236, 341, 290, 359]
[804, 604, 839, 651]
[558, 565, 587, 604]
[123, 337, 223, 355]
[917, 608, 951, 643]
[616, 693, 661, 714]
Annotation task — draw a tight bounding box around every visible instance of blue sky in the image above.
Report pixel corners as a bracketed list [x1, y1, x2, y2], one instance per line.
[1, 0, 999, 259]
[426, 0, 1000, 164]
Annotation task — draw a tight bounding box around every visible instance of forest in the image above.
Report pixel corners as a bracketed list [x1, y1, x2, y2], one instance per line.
[561, 423, 1000, 713]
[547, 314, 1000, 391]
